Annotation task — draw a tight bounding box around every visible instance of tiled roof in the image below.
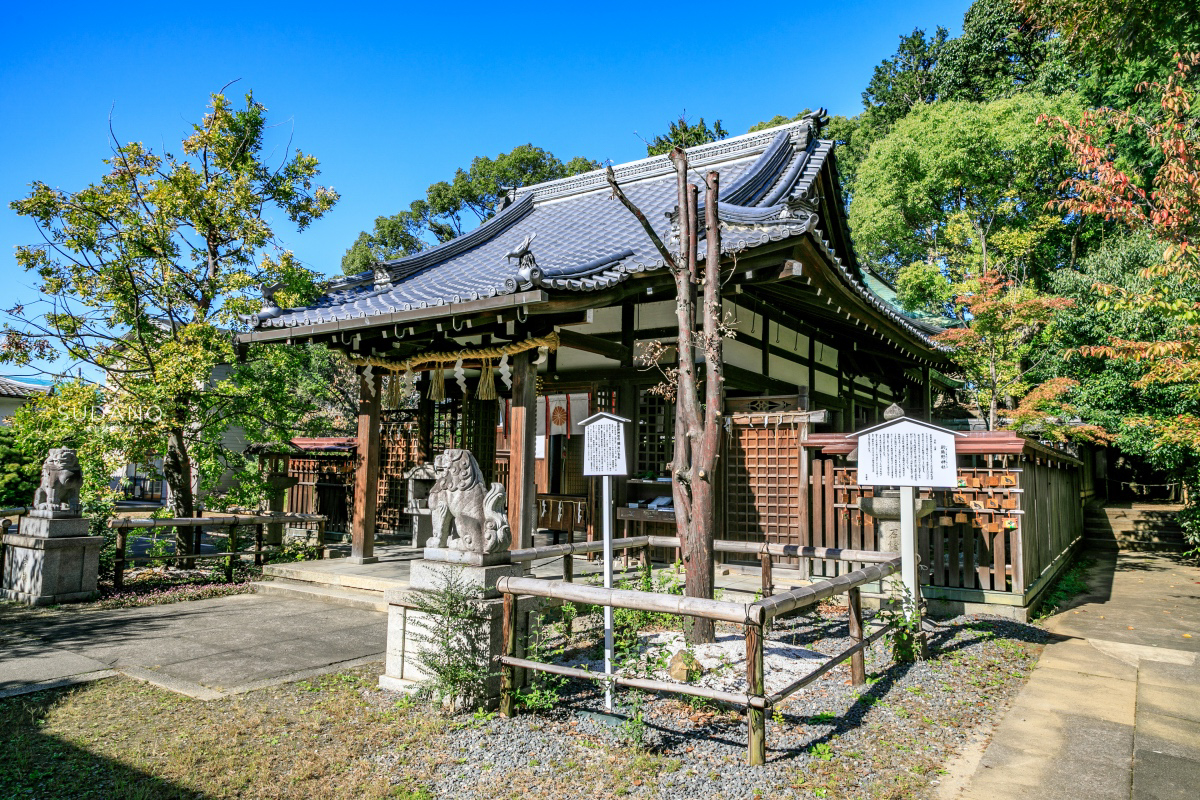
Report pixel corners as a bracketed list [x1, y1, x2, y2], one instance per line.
[0, 377, 50, 399]
[245, 119, 943, 350]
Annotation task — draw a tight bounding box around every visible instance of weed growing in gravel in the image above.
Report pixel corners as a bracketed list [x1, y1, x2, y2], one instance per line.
[516, 610, 569, 711]
[618, 690, 649, 749]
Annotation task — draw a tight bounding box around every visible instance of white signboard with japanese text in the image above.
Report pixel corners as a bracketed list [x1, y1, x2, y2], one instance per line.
[581, 413, 629, 477]
[856, 419, 958, 488]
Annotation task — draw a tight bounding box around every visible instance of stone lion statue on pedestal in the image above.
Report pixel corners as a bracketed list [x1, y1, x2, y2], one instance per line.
[425, 449, 511, 555]
[33, 448, 83, 514]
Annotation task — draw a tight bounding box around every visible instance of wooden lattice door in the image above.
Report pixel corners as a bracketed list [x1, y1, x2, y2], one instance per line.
[723, 417, 807, 563]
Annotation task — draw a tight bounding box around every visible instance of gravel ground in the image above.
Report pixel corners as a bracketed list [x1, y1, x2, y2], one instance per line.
[372, 609, 1051, 800]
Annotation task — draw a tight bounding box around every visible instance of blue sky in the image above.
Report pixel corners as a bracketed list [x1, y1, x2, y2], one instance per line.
[1, 0, 970, 375]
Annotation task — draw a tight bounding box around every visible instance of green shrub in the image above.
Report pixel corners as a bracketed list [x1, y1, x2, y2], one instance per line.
[0, 427, 39, 508]
[408, 565, 496, 711]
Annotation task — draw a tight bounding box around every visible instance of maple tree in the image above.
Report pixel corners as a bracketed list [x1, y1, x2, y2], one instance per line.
[1041, 53, 1200, 449]
[935, 271, 1073, 430]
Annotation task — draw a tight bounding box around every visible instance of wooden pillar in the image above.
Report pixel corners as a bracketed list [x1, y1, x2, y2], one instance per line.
[351, 368, 383, 564]
[746, 621, 766, 765]
[508, 351, 537, 551]
[499, 591, 517, 717]
[848, 586, 866, 685]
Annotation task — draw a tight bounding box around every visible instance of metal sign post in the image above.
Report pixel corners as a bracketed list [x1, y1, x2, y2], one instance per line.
[580, 412, 630, 713]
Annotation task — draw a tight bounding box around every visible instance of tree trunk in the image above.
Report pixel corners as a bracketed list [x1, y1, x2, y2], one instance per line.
[683, 171, 725, 644]
[163, 425, 196, 565]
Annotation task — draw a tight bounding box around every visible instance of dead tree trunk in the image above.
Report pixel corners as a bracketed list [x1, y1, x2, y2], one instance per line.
[607, 149, 724, 645]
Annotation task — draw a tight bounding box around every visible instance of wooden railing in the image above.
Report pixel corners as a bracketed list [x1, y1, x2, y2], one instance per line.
[108, 513, 327, 589]
[495, 551, 901, 766]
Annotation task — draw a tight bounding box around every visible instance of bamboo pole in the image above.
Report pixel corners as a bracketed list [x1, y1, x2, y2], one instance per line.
[751, 560, 900, 621]
[509, 536, 649, 563]
[499, 592, 517, 717]
[496, 576, 761, 625]
[643, 536, 900, 563]
[848, 587, 865, 686]
[497, 656, 756, 708]
[746, 621, 766, 766]
[766, 625, 892, 705]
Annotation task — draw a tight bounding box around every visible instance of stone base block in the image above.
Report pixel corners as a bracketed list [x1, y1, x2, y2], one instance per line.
[421, 547, 511, 567]
[20, 515, 91, 539]
[2, 533, 102, 606]
[407, 558, 519, 599]
[380, 586, 545, 706]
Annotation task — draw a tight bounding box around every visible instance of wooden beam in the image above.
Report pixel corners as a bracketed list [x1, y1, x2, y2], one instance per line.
[350, 368, 382, 564]
[555, 327, 632, 364]
[723, 362, 796, 394]
[508, 350, 537, 552]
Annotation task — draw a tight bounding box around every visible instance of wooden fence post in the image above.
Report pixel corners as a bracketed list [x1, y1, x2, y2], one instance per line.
[848, 586, 865, 686]
[746, 621, 766, 766]
[226, 523, 237, 582]
[114, 528, 127, 590]
[562, 552, 573, 583]
[316, 519, 326, 560]
[500, 591, 517, 717]
[760, 552, 774, 598]
[254, 523, 264, 567]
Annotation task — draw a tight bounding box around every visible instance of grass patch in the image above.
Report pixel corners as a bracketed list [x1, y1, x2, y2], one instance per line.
[1034, 554, 1095, 620]
[0, 665, 437, 799]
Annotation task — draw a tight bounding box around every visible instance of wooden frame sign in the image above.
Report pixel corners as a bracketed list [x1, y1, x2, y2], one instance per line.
[581, 412, 630, 477]
[851, 418, 962, 489]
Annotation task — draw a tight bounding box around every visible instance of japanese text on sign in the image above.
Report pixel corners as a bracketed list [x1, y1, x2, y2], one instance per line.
[583, 420, 627, 476]
[857, 421, 957, 488]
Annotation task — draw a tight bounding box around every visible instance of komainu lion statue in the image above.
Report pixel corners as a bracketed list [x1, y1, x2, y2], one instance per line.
[33, 448, 84, 514]
[425, 449, 511, 554]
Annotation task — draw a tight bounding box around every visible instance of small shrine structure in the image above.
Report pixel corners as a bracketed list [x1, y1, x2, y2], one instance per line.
[238, 116, 955, 567]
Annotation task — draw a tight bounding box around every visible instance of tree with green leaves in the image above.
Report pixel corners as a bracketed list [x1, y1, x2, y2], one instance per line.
[342, 144, 596, 274]
[0, 425, 39, 508]
[4, 89, 339, 556]
[936, 272, 1073, 429]
[849, 92, 1083, 293]
[935, 0, 1075, 103]
[644, 113, 728, 157]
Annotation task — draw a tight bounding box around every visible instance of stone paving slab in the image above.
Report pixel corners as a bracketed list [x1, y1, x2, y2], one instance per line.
[0, 593, 385, 699]
[947, 549, 1200, 800]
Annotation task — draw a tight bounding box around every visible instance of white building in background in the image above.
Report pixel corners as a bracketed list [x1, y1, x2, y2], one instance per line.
[0, 376, 50, 421]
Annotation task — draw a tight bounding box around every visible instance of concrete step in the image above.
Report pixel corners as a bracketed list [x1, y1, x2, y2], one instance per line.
[261, 558, 415, 594]
[251, 579, 389, 612]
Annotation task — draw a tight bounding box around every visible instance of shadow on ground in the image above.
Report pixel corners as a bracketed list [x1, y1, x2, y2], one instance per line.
[0, 686, 210, 799]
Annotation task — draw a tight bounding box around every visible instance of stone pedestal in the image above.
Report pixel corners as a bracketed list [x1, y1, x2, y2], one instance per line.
[378, 586, 542, 705]
[407, 549, 520, 600]
[2, 514, 102, 605]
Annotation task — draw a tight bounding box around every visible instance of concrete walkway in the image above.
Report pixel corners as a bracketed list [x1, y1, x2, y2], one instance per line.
[0, 593, 385, 700]
[948, 550, 1200, 800]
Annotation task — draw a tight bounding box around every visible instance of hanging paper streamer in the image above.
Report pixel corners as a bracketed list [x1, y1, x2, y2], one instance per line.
[498, 355, 512, 389]
[476, 357, 497, 401]
[362, 364, 376, 397]
[454, 358, 467, 396]
[533, 346, 549, 366]
[430, 365, 446, 402]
